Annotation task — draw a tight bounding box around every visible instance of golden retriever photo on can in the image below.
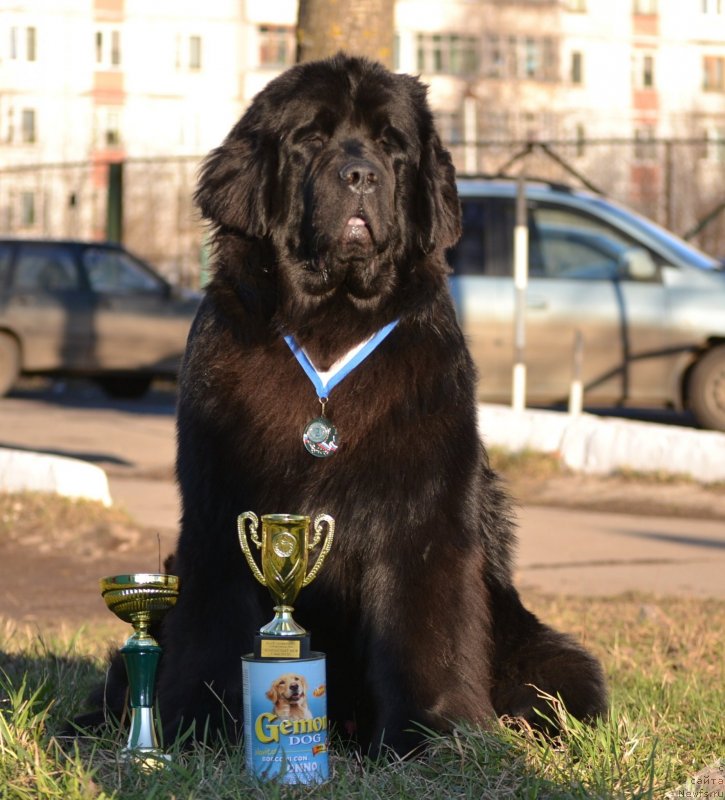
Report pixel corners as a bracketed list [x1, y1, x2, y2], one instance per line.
[267, 673, 313, 722]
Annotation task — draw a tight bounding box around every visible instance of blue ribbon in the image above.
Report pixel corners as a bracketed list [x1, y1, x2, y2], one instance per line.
[284, 319, 399, 400]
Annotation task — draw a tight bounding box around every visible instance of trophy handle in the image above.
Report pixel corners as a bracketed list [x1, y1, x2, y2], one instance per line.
[302, 514, 335, 587]
[237, 512, 267, 587]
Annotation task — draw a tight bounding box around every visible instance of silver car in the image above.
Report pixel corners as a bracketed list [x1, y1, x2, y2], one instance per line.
[449, 178, 725, 431]
[0, 239, 199, 398]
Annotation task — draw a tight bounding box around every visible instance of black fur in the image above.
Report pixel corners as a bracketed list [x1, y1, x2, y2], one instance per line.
[80, 54, 606, 756]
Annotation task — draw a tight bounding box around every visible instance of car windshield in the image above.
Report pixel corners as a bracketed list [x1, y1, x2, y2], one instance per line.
[590, 197, 721, 271]
[83, 248, 165, 293]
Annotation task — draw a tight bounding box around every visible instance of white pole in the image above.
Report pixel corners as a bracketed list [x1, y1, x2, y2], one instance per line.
[463, 95, 477, 174]
[568, 329, 584, 416]
[512, 173, 528, 413]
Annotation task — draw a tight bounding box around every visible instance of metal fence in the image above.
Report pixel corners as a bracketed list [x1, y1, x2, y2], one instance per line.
[1, 137, 723, 286]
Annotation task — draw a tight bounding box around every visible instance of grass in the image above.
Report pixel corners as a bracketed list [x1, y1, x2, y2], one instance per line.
[1, 493, 722, 798]
[0, 493, 143, 559]
[1, 594, 722, 799]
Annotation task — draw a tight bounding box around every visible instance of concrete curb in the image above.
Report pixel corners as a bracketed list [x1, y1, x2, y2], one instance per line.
[1, 406, 722, 505]
[0, 448, 112, 506]
[478, 404, 725, 484]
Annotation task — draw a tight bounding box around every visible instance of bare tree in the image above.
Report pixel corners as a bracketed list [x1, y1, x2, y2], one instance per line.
[296, 0, 395, 67]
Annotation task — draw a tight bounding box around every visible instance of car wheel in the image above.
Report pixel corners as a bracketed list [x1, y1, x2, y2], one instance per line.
[97, 375, 153, 399]
[687, 346, 725, 432]
[0, 333, 20, 396]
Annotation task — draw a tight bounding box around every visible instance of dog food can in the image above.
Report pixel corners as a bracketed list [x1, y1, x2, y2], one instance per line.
[242, 652, 329, 784]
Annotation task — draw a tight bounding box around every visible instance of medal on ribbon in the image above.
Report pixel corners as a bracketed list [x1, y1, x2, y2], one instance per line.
[284, 319, 399, 458]
[302, 401, 339, 458]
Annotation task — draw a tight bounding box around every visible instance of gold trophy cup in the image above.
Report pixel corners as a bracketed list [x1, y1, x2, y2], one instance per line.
[237, 512, 334, 658]
[100, 573, 179, 761]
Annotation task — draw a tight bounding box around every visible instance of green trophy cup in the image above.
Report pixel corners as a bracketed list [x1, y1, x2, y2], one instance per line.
[237, 512, 334, 659]
[100, 573, 179, 762]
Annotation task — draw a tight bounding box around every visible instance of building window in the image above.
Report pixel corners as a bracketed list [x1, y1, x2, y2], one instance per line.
[643, 54, 655, 87]
[482, 34, 504, 78]
[20, 192, 36, 227]
[478, 110, 510, 141]
[10, 26, 37, 61]
[698, 128, 725, 164]
[105, 110, 121, 146]
[188, 35, 202, 70]
[95, 107, 122, 148]
[480, 34, 558, 81]
[175, 34, 204, 71]
[571, 51, 583, 84]
[435, 111, 465, 146]
[633, 0, 658, 13]
[703, 55, 725, 91]
[524, 37, 539, 77]
[95, 27, 121, 68]
[258, 25, 296, 68]
[21, 108, 36, 143]
[416, 33, 479, 76]
[633, 127, 657, 161]
[509, 35, 558, 81]
[632, 51, 656, 88]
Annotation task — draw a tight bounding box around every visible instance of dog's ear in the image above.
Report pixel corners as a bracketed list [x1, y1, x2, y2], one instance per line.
[194, 113, 277, 238]
[266, 686, 277, 702]
[415, 126, 462, 255]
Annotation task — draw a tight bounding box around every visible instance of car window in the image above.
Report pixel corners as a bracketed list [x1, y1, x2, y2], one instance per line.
[448, 198, 515, 276]
[531, 204, 659, 281]
[0, 244, 12, 288]
[449, 194, 661, 282]
[14, 245, 81, 291]
[83, 248, 164, 294]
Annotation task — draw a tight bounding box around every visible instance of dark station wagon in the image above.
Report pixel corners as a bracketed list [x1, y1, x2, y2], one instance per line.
[0, 239, 199, 398]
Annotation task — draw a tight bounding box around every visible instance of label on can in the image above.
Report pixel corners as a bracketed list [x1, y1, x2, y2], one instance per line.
[242, 653, 329, 784]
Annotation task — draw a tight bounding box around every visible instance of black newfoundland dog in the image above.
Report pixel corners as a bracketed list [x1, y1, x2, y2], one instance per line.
[89, 53, 606, 756]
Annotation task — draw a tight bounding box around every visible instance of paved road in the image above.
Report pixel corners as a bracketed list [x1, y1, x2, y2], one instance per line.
[2, 382, 723, 599]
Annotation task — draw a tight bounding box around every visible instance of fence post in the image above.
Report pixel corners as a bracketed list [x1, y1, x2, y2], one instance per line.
[106, 161, 124, 242]
[664, 139, 674, 231]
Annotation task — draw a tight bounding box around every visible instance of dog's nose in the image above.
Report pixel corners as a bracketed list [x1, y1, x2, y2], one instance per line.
[290, 683, 299, 693]
[339, 160, 379, 194]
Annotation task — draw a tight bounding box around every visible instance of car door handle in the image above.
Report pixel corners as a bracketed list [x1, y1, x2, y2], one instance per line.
[527, 297, 548, 310]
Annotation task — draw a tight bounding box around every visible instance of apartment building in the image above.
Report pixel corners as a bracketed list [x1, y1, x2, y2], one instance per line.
[1, 0, 724, 273]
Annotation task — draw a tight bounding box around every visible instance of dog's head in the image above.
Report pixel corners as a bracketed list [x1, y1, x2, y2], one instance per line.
[266, 673, 309, 709]
[195, 53, 460, 325]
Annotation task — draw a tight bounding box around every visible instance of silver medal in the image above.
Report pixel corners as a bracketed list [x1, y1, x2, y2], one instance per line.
[303, 416, 339, 458]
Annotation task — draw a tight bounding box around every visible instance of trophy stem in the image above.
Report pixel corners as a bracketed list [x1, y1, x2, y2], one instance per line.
[259, 605, 306, 636]
[120, 638, 164, 758]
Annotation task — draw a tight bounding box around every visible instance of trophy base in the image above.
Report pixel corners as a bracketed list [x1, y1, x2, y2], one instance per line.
[242, 651, 329, 784]
[255, 632, 310, 659]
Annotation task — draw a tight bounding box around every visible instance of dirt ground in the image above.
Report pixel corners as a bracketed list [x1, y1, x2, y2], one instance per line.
[2, 466, 723, 632]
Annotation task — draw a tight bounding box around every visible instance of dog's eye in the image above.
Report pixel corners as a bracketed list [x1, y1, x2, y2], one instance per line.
[297, 132, 326, 149]
[377, 126, 406, 152]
